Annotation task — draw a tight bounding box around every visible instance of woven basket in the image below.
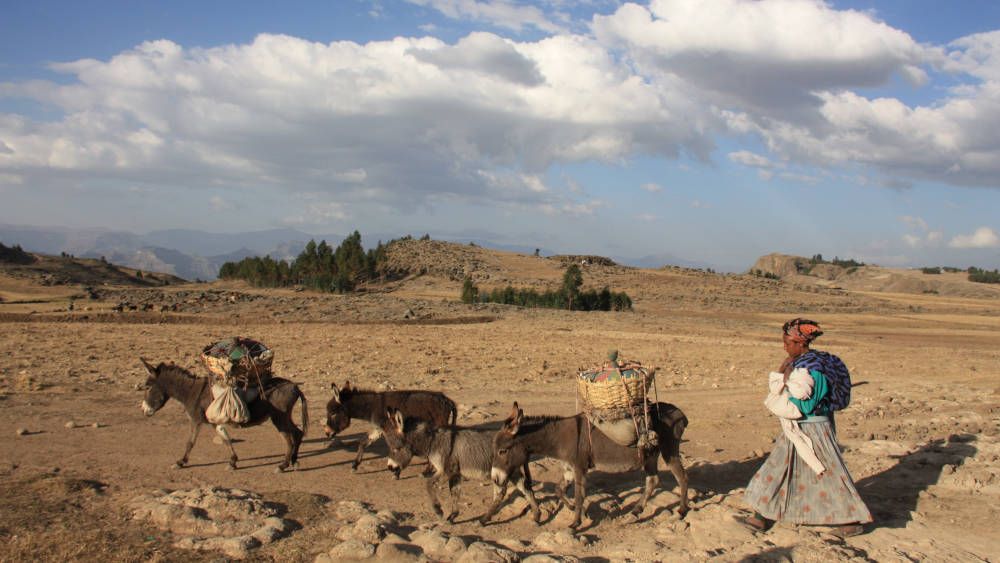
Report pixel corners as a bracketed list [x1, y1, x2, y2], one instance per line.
[577, 366, 652, 415]
[200, 337, 273, 384]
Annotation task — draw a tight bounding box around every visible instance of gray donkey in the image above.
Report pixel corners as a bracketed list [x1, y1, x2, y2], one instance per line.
[325, 381, 457, 472]
[139, 359, 308, 472]
[381, 407, 541, 525]
[491, 401, 689, 529]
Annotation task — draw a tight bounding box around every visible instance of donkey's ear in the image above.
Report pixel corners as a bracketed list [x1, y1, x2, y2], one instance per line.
[393, 409, 405, 433]
[508, 401, 520, 420]
[342, 380, 351, 392]
[140, 357, 156, 374]
[330, 384, 340, 402]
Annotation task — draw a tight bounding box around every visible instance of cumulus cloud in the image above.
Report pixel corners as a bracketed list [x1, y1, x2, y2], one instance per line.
[0, 32, 706, 214]
[3, 0, 1000, 232]
[949, 227, 1000, 249]
[640, 182, 662, 192]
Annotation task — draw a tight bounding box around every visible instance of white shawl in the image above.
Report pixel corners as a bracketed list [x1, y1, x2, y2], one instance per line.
[763, 368, 825, 474]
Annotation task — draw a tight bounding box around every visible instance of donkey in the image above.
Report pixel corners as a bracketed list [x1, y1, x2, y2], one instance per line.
[139, 358, 308, 472]
[381, 407, 541, 525]
[491, 402, 689, 529]
[324, 381, 457, 472]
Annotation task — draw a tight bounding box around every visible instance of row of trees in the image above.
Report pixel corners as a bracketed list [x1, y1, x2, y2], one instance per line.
[461, 264, 633, 311]
[919, 266, 1000, 283]
[218, 231, 393, 292]
[968, 267, 1000, 284]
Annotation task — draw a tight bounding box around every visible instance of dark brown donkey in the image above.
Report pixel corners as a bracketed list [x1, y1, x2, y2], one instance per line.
[324, 381, 457, 472]
[139, 359, 308, 472]
[381, 407, 541, 525]
[491, 402, 689, 529]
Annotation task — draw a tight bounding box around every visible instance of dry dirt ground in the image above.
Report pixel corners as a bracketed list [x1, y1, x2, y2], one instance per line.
[2, 261, 999, 562]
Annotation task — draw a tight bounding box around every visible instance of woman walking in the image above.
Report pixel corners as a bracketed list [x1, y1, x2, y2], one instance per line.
[741, 318, 872, 538]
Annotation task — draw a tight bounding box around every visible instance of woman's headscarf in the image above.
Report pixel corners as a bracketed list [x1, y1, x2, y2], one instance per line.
[783, 318, 823, 344]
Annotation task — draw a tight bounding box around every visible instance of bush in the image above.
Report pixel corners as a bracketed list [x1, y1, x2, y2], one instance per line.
[0, 242, 34, 264]
[921, 267, 941, 275]
[968, 267, 1000, 284]
[461, 267, 632, 312]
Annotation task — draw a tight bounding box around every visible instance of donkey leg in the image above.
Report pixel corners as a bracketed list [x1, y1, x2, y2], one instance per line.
[270, 413, 299, 472]
[480, 482, 508, 525]
[352, 427, 382, 471]
[632, 472, 659, 517]
[515, 470, 543, 524]
[175, 422, 202, 468]
[445, 473, 462, 523]
[667, 455, 690, 518]
[558, 462, 576, 511]
[215, 425, 239, 470]
[570, 469, 587, 529]
[424, 471, 445, 518]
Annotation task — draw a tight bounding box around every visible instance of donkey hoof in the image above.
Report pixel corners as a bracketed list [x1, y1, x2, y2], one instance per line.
[275, 465, 286, 474]
[172, 461, 185, 470]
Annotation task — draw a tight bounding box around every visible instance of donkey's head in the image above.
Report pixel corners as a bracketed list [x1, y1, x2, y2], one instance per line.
[491, 402, 525, 487]
[381, 407, 412, 479]
[138, 357, 168, 416]
[324, 381, 353, 437]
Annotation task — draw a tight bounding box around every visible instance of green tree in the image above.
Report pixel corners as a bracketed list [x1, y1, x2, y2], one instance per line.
[461, 276, 478, 304]
[562, 264, 583, 310]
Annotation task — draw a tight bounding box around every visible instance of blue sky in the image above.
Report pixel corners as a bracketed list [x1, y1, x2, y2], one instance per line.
[3, 0, 1000, 271]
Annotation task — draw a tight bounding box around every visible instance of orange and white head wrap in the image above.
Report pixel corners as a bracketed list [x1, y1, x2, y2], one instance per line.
[783, 318, 823, 344]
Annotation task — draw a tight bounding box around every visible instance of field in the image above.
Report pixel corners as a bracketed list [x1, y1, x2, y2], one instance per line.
[1, 245, 999, 561]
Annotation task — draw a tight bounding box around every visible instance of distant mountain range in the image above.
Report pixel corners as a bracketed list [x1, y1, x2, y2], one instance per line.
[0, 224, 723, 280]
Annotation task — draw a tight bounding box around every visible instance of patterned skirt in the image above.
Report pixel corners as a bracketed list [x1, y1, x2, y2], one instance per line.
[744, 419, 873, 525]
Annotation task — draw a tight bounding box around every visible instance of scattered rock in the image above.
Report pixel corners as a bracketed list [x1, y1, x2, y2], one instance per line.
[15, 428, 28, 436]
[327, 539, 376, 560]
[457, 542, 519, 563]
[65, 421, 77, 429]
[130, 487, 293, 559]
[335, 500, 375, 522]
[336, 514, 385, 544]
[375, 541, 423, 561]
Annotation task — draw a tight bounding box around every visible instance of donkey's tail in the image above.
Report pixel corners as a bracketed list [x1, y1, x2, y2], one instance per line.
[298, 389, 309, 437]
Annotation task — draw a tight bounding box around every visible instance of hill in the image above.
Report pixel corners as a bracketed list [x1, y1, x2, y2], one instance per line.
[749, 253, 1000, 299]
[0, 250, 185, 290]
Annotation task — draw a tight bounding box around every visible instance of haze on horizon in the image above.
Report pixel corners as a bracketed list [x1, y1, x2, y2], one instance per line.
[3, 0, 1000, 271]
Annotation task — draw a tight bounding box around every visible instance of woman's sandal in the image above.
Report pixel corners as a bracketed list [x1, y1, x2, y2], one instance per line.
[737, 513, 774, 532]
[831, 523, 865, 538]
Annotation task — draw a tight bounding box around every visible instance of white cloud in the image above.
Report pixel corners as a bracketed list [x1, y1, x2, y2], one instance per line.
[902, 234, 921, 248]
[283, 201, 348, 225]
[949, 227, 1000, 249]
[640, 182, 662, 192]
[636, 212, 657, 221]
[405, 0, 564, 34]
[540, 198, 606, 216]
[728, 150, 774, 169]
[690, 199, 709, 208]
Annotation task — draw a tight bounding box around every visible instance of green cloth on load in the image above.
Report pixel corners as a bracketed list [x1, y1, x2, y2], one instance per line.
[788, 370, 830, 416]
